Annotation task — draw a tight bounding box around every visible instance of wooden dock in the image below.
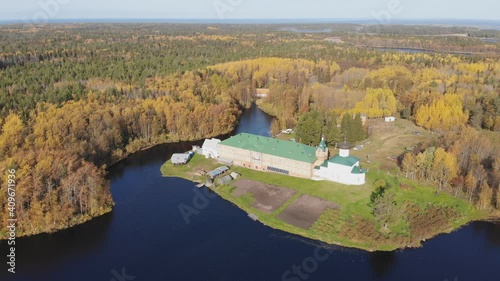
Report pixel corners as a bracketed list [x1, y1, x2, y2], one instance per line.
[248, 213, 259, 221]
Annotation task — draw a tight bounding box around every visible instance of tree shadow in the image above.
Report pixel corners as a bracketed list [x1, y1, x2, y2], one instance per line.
[369, 251, 397, 280]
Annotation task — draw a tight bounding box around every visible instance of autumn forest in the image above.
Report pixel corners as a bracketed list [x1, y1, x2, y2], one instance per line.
[0, 23, 499, 238]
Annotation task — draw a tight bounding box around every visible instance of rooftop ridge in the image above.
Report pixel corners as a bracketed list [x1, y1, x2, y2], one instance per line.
[327, 155, 360, 167]
[220, 133, 317, 163]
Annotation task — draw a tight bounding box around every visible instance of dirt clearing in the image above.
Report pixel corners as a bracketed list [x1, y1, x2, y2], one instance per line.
[232, 179, 297, 214]
[277, 195, 340, 229]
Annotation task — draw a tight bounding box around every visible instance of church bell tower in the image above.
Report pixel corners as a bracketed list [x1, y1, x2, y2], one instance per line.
[316, 135, 329, 162]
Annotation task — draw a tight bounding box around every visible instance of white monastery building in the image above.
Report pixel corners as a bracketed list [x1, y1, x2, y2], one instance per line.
[313, 141, 366, 185]
[209, 133, 366, 185]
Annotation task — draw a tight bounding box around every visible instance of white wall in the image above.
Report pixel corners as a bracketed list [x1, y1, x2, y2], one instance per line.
[202, 139, 221, 158]
[219, 145, 313, 178]
[315, 162, 365, 185]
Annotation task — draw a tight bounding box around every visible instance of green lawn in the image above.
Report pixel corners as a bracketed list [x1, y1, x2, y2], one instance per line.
[275, 132, 297, 141]
[161, 154, 220, 182]
[231, 166, 373, 206]
[350, 118, 437, 172]
[161, 154, 485, 251]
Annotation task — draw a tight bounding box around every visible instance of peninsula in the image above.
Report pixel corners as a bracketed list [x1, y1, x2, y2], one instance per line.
[161, 119, 485, 251]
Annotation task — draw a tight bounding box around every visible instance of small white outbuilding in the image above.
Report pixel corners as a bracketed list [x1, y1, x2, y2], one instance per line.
[384, 116, 396, 122]
[201, 138, 221, 159]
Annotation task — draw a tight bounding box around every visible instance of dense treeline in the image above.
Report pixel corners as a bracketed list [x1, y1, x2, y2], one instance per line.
[0, 23, 499, 238]
[401, 127, 499, 210]
[1, 24, 498, 119]
[211, 56, 500, 132]
[293, 111, 365, 146]
[0, 68, 242, 238]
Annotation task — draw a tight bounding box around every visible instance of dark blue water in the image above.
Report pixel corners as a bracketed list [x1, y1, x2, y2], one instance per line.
[234, 103, 273, 137]
[1, 104, 499, 281]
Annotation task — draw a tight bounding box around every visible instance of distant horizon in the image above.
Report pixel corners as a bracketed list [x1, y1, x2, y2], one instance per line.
[4, 0, 499, 28]
[2, 18, 500, 28]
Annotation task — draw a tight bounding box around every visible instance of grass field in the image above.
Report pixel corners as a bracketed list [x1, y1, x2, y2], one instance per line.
[160, 120, 487, 251]
[230, 166, 480, 249]
[350, 118, 436, 172]
[160, 153, 483, 251]
[161, 154, 220, 182]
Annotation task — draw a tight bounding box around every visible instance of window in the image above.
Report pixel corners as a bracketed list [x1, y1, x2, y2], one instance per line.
[267, 166, 289, 175]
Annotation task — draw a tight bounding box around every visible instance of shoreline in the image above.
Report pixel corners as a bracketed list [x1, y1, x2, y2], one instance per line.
[160, 154, 488, 252]
[1, 127, 240, 240]
[7, 101, 495, 244]
[214, 188, 473, 252]
[2, 103, 254, 240]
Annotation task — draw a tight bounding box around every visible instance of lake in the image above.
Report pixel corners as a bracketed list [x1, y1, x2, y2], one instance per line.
[370, 47, 473, 56]
[480, 38, 500, 43]
[1, 103, 499, 281]
[279, 27, 333, 33]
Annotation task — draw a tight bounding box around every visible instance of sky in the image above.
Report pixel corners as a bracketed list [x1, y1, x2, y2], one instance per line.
[1, 0, 499, 22]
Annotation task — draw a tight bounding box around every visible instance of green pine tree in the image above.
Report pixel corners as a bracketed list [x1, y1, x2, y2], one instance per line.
[341, 114, 356, 143]
[295, 110, 323, 145]
[353, 113, 366, 141]
[324, 111, 341, 146]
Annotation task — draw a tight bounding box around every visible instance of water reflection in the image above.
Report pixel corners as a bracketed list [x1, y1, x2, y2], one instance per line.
[473, 221, 500, 248]
[234, 103, 274, 136]
[0, 211, 113, 280]
[369, 251, 397, 280]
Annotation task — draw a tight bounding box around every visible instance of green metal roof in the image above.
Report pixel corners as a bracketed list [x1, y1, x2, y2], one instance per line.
[351, 166, 367, 174]
[317, 137, 327, 152]
[220, 133, 317, 163]
[328, 155, 360, 167]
